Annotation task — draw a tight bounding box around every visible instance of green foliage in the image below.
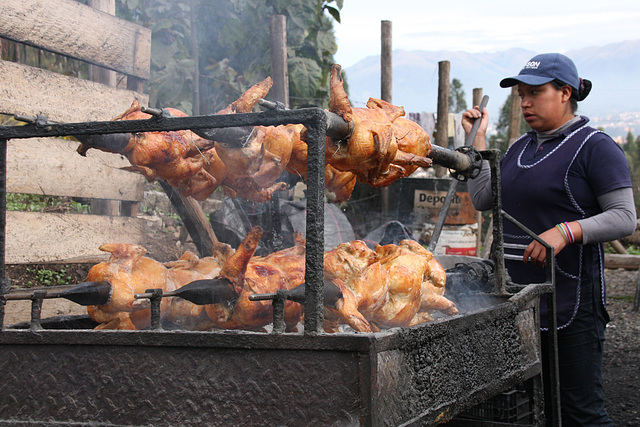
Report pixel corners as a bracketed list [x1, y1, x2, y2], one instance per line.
[26, 266, 73, 287]
[449, 78, 467, 113]
[487, 95, 530, 155]
[116, 0, 342, 113]
[6, 193, 90, 214]
[0, 38, 88, 79]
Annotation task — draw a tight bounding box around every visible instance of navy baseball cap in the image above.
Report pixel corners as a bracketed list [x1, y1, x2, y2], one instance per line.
[500, 53, 580, 91]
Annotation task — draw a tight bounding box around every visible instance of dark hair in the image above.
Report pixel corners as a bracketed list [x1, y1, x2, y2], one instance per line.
[551, 78, 592, 113]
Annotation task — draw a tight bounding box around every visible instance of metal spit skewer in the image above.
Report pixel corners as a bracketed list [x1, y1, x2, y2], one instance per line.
[4, 102, 483, 180]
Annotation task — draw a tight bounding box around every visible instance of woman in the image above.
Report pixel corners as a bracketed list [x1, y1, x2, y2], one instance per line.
[462, 53, 636, 426]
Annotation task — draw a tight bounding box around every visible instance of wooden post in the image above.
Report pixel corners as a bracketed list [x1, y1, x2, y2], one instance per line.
[381, 20, 392, 103]
[269, 15, 289, 108]
[190, 0, 200, 115]
[507, 86, 521, 146]
[267, 14, 289, 251]
[380, 20, 393, 216]
[435, 60, 450, 177]
[87, 0, 117, 87]
[472, 88, 483, 110]
[88, 0, 119, 216]
[472, 87, 484, 253]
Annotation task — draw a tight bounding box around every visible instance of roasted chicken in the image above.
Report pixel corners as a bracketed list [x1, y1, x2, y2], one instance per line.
[371, 240, 431, 329]
[86, 235, 456, 333]
[76, 63, 437, 203]
[204, 226, 304, 331]
[78, 101, 226, 201]
[325, 64, 433, 187]
[161, 246, 233, 330]
[213, 78, 295, 203]
[322, 238, 457, 332]
[286, 124, 357, 202]
[86, 243, 170, 330]
[323, 240, 389, 321]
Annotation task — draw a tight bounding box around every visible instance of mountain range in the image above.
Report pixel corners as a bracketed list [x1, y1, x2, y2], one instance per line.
[343, 39, 640, 140]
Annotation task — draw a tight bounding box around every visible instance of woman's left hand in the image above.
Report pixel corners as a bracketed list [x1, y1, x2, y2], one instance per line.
[523, 222, 582, 268]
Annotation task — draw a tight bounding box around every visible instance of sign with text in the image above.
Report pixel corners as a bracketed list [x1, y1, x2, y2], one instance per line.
[413, 189, 477, 225]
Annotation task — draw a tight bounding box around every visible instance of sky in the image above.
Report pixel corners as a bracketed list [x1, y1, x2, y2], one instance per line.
[333, 0, 640, 68]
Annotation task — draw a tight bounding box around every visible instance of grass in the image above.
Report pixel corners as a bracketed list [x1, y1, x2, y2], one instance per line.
[25, 266, 74, 287]
[6, 193, 90, 213]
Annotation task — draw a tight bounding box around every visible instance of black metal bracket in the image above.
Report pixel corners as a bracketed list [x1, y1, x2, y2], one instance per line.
[451, 145, 483, 181]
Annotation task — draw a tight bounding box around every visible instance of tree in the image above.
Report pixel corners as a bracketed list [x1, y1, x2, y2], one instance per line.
[116, 0, 343, 114]
[448, 78, 467, 113]
[487, 94, 530, 155]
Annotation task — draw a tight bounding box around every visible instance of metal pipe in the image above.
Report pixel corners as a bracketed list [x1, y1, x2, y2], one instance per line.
[30, 290, 46, 331]
[147, 288, 163, 330]
[0, 138, 7, 331]
[428, 96, 488, 252]
[303, 113, 326, 335]
[2, 107, 480, 178]
[74, 132, 132, 153]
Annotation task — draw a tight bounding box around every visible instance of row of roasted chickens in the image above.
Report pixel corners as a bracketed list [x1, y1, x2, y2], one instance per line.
[87, 226, 457, 333]
[78, 65, 432, 203]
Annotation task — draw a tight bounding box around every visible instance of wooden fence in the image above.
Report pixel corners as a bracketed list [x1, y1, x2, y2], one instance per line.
[0, 0, 151, 264]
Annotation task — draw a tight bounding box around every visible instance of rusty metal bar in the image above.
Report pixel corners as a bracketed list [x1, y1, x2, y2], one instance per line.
[302, 110, 326, 335]
[0, 139, 7, 331]
[29, 290, 46, 331]
[485, 149, 507, 295]
[147, 288, 163, 330]
[272, 292, 286, 333]
[1, 108, 480, 178]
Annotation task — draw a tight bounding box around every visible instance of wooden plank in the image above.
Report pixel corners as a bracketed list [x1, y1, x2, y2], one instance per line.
[87, 0, 123, 216]
[6, 211, 143, 264]
[0, 59, 148, 122]
[7, 138, 144, 202]
[609, 240, 629, 255]
[0, 0, 150, 79]
[0, 60, 147, 123]
[605, 254, 640, 270]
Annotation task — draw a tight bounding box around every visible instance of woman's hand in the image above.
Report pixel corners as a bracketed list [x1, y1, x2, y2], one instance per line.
[523, 222, 582, 268]
[461, 106, 489, 150]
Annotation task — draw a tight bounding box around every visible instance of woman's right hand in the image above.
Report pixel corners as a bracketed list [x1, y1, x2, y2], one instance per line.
[461, 106, 489, 150]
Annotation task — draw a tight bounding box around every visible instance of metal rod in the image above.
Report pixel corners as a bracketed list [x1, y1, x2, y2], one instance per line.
[147, 288, 163, 330]
[0, 139, 7, 331]
[428, 96, 489, 252]
[466, 95, 489, 147]
[503, 243, 529, 250]
[0, 107, 479, 177]
[486, 149, 507, 296]
[30, 290, 46, 331]
[74, 133, 132, 153]
[427, 178, 458, 253]
[501, 208, 560, 426]
[272, 294, 286, 333]
[303, 113, 326, 335]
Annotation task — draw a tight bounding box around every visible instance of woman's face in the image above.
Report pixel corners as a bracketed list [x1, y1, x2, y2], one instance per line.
[517, 82, 574, 132]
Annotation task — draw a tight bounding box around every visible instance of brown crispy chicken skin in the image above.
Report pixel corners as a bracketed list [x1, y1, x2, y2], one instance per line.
[204, 226, 304, 331]
[326, 64, 432, 187]
[86, 243, 170, 330]
[101, 101, 224, 201]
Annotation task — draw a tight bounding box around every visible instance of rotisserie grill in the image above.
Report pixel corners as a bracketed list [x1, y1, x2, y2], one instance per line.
[0, 99, 558, 426]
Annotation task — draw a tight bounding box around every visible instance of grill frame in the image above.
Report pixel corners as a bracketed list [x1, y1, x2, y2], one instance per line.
[0, 107, 557, 425]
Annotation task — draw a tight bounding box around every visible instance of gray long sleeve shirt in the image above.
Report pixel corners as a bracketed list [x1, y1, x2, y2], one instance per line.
[468, 162, 637, 245]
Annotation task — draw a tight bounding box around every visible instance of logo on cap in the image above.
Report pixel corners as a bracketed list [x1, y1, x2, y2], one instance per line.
[524, 61, 541, 70]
